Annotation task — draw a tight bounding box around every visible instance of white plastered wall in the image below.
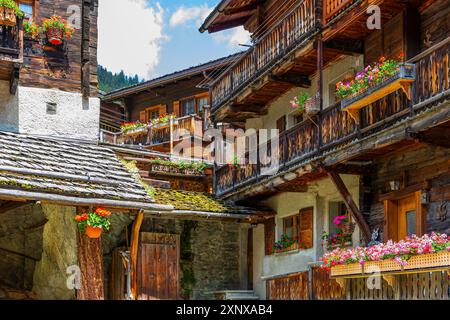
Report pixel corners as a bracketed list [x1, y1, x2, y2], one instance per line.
[0, 84, 100, 141]
[252, 174, 361, 300]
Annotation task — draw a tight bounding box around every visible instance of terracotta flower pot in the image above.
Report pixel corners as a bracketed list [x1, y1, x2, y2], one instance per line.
[46, 27, 64, 45]
[85, 226, 103, 239]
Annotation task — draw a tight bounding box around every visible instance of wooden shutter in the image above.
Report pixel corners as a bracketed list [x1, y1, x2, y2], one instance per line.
[264, 218, 275, 255]
[276, 116, 286, 134]
[298, 208, 313, 249]
[139, 110, 146, 123]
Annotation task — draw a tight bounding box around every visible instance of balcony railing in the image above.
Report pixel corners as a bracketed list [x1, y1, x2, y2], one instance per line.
[210, 0, 317, 111]
[215, 40, 450, 196]
[99, 114, 202, 148]
[323, 0, 356, 24]
[0, 19, 23, 60]
[265, 265, 450, 300]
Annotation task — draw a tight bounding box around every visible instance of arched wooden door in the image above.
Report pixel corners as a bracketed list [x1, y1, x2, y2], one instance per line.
[137, 233, 180, 300]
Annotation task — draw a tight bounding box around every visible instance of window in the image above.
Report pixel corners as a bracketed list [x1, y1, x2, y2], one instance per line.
[149, 109, 160, 120]
[181, 98, 195, 116]
[281, 208, 314, 250]
[197, 96, 208, 114]
[18, 1, 34, 20]
[329, 202, 348, 234]
[383, 191, 425, 242]
[276, 116, 286, 134]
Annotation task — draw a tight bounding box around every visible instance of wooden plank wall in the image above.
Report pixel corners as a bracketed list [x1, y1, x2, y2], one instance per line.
[366, 145, 450, 239]
[20, 0, 98, 97]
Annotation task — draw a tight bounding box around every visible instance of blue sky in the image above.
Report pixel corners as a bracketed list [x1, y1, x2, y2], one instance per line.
[98, 0, 251, 80]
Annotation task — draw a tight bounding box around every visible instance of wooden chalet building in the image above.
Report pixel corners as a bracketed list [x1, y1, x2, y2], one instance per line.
[201, 0, 450, 300]
[0, 0, 271, 301]
[99, 55, 240, 155]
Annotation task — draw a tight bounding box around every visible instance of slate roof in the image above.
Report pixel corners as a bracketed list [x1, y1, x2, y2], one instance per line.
[0, 131, 170, 210]
[151, 188, 273, 217]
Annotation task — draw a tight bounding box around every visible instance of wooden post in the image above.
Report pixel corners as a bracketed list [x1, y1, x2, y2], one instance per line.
[327, 170, 372, 243]
[77, 226, 105, 300]
[130, 212, 144, 300]
[317, 35, 324, 151]
[169, 118, 174, 154]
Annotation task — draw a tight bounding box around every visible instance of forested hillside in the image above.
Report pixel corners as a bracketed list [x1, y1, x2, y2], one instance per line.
[98, 65, 142, 93]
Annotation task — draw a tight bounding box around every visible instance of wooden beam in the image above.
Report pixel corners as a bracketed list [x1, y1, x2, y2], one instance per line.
[270, 73, 311, 88]
[10, 65, 19, 95]
[130, 212, 144, 300]
[76, 207, 105, 300]
[323, 39, 364, 55]
[327, 170, 372, 243]
[224, 3, 259, 15]
[0, 201, 31, 214]
[208, 16, 251, 33]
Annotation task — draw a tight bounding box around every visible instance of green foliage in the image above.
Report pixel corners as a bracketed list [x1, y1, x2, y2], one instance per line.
[41, 15, 75, 38]
[120, 121, 148, 134]
[150, 159, 210, 174]
[98, 65, 142, 93]
[23, 20, 41, 38]
[273, 234, 298, 253]
[74, 208, 112, 232]
[0, 0, 23, 18]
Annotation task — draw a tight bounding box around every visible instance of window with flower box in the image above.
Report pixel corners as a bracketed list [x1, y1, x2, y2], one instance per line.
[280, 208, 313, 251]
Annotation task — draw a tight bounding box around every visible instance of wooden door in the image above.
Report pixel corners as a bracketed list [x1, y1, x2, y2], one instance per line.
[397, 194, 420, 240]
[137, 233, 180, 300]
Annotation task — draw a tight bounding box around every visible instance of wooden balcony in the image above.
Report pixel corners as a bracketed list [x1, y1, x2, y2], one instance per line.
[323, 0, 356, 24]
[215, 40, 450, 197]
[266, 265, 450, 300]
[210, 0, 318, 116]
[99, 114, 202, 150]
[0, 19, 23, 94]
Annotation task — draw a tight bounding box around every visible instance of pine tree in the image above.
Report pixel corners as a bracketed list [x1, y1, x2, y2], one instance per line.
[98, 65, 143, 93]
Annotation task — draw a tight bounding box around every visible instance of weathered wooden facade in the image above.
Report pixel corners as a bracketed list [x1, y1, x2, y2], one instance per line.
[100, 55, 240, 154]
[201, 0, 450, 300]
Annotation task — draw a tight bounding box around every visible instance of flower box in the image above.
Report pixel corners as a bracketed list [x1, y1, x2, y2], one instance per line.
[0, 7, 16, 27]
[403, 251, 450, 271]
[149, 163, 205, 176]
[330, 263, 363, 277]
[122, 126, 148, 137]
[363, 259, 402, 274]
[341, 63, 415, 121]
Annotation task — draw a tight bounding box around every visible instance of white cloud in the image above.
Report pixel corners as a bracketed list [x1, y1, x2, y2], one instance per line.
[98, 0, 166, 80]
[212, 27, 252, 48]
[169, 4, 212, 28]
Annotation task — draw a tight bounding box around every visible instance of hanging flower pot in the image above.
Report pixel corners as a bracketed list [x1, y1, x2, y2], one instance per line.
[46, 27, 64, 45]
[85, 226, 103, 239]
[74, 207, 112, 239]
[42, 15, 75, 46]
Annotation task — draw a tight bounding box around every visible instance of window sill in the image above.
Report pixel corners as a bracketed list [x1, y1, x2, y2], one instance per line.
[274, 249, 301, 256]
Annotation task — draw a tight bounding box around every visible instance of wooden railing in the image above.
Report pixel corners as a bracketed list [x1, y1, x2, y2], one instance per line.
[211, 0, 317, 110]
[266, 272, 310, 300]
[323, 0, 355, 24]
[0, 19, 23, 59]
[215, 41, 450, 197]
[99, 114, 201, 147]
[265, 267, 450, 300]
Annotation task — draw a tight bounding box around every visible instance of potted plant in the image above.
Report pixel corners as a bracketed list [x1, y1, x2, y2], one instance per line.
[151, 114, 177, 127]
[322, 231, 353, 251]
[42, 15, 75, 45]
[0, 0, 23, 27]
[290, 92, 320, 116]
[74, 207, 112, 239]
[23, 20, 41, 39]
[333, 215, 356, 235]
[120, 121, 149, 136]
[273, 234, 299, 254]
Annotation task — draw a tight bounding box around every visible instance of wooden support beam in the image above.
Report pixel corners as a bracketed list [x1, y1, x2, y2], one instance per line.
[10, 65, 19, 95]
[323, 39, 364, 55]
[327, 170, 372, 243]
[0, 201, 31, 214]
[76, 209, 105, 300]
[270, 73, 311, 88]
[130, 212, 144, 300]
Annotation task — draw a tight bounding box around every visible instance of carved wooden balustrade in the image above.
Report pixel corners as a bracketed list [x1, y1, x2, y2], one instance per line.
[323, 0, 356, 24]
[0, 19, 23, 59]
[211, 0, 317, 110]
[99, 114, 201, 147]
[215, 41, 450, 197]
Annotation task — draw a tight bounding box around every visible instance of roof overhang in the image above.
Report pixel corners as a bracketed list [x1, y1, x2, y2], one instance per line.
[199, 0, 260, 34]
[143, 209, 275, 223]
[0, 188, 174, 212]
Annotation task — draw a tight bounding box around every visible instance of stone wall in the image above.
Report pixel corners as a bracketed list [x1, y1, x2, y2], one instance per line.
[32, 204, 78, 300]
[140, 218, 246, 300]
